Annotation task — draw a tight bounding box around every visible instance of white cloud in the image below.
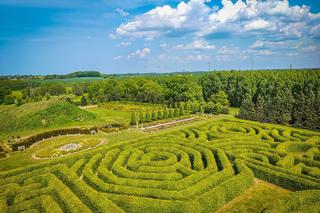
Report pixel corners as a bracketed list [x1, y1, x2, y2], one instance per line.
[244, 19, 275, 31]
[175, 39, 215, 50]
[113, 55, 122, 60]
[116, 0, 320, 42]
[160, 43, 167, 48]
[186, 54, 210, 61]
[119, 41, 131, 46]
[216, 46, 240, 55]
[116, 8, 129, 17]
[128, 48, 151, 58]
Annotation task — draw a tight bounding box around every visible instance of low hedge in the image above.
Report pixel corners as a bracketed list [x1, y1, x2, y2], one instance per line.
[244, 160, 320, 191]
[264, 190, 320, 212]
[12, 127, 98, 151]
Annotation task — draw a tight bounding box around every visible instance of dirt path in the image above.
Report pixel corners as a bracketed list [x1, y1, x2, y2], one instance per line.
[144, 117, 196, 130]
[31, 139, 106, 160]
[215, 178, 290, 213]
[80, 105, 97, 109]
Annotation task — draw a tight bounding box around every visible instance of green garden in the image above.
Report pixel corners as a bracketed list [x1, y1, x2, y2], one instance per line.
[0, 117, 319, 212]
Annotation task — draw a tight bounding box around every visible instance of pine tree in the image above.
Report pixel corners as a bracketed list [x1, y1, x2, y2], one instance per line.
[168, 109, 174, 118]
[157, 110, 163, 120]
[304, 90, 317, 129]
[210, 90, 229, 106]
[151, 111, 157, 121]
[163, 108, 168, 119]
[139, 112, 144, 124]
[255, 95, 264, 122]
[292, 91, 305, 128]
[80, 95, 88, 106]
[174, 107, 179, 117]
[145, 112, 151, 122]
[238, 95, 256, 120]
[130, 112, 137, 125]
[179, 104, 184, 116]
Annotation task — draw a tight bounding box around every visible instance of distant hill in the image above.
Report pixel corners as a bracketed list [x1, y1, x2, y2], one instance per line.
[0, 100, 96, 139]
[44, 71, 103, 79]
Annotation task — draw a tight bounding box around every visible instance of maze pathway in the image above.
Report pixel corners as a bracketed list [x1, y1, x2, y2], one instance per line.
[0, 119, 319, 212]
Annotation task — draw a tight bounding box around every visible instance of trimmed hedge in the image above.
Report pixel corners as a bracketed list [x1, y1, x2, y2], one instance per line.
[12, 127, 98, 151]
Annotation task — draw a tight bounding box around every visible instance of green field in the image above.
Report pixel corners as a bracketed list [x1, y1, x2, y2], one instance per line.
[0, 115, 319, 212]
[0, 101, 168, 141]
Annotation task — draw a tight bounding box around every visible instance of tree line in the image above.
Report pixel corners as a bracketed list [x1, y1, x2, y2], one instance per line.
[0, 69, 319, 130]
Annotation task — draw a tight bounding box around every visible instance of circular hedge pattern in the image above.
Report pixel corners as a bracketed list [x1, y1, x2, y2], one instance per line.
[0, 119, 319, 212]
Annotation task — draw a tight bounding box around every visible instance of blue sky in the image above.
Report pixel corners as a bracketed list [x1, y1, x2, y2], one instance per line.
[0, 0, 319, 75]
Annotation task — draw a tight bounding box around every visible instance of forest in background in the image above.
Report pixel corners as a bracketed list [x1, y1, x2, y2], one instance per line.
[0, 69, 319, 130]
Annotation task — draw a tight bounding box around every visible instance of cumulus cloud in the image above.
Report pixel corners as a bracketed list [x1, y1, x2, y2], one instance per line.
[186, 54, 210, 61]
[128, 48, 151, 58]
[216, 46, 240, 55]
[119, 41, 131, 46]
[175, 39, 215, 50]
[160, 43, 168, 48]
[113, 55, 122, 60]
[116, 8, 129, 17]
[116, 0, 320, 41]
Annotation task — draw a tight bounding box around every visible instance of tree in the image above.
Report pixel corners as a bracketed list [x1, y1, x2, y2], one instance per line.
[151, 111, 157, 121]
[163, 109, 168, 119]
[130, 112, 137, 125]
[165, 76, 203, 103]
[80, 95, 88, 106]
[72, 84, 85, 96]
[3, 95, 15, 105]
[213, 103, 223, 115]
[238, 95, 256, 120]
[145, 112, 151, 122]
[174, 107, 179, 117]
[16, 97, 23, 106]
[210, 90, 229, 106]
[168, 109, 174, 118]
[255, 95, 264, 122]
[179, 104, 185, 116]
[139, 112, 144, 124]
[45, 93, 51, 100]
[292, 91, 304, 127]
[205, 101, 215, 114]
[157, 110, 163, 120]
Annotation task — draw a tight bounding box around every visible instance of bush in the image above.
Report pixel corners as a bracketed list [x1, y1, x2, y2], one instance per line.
[12, 127, 98, 151]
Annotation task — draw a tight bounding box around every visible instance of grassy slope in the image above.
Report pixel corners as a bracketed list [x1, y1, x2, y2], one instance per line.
[216, 179, 290, 213]
[0, 100, 96, 140]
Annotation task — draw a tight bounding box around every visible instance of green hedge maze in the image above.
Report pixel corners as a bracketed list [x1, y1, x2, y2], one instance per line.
[1, 119, 319, 212]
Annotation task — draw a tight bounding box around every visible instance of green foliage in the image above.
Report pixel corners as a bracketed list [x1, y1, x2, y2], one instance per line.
[265, 190, 320, 213]
[0, 119, 320, 212]
[80, 95, 88, 106]
[139, 112, 144, 124]
[3, 94, 15, 105]
[145, 112, 151, 123]
[0, 101, 96, 138]
[157, 110, 163, 119]
[130, 112, 137, 125]
[209, 90, 229, 106]
[151, 111, 157, 121]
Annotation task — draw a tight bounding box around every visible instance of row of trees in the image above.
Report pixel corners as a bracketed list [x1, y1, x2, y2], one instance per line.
[130, 108, 183, 125]
[1, 70, 319, 130]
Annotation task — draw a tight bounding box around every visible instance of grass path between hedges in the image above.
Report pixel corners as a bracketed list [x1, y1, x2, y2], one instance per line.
[215, 178, 290, 213]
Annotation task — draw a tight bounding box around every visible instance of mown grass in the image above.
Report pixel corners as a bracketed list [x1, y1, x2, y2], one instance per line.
[216, 179, 290, 213]
[0, 100, 96, 140]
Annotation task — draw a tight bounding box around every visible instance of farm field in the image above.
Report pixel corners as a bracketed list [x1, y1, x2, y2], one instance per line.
[0, 117, 319, 212]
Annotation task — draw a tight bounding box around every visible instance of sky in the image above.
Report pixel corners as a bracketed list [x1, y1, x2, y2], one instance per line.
[0, 0, 319, 75]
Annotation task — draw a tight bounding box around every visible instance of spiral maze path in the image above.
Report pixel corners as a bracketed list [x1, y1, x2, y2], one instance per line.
[1, 119, 320, 212]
